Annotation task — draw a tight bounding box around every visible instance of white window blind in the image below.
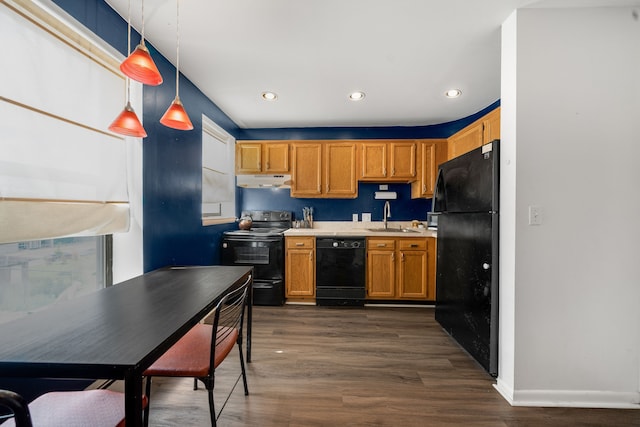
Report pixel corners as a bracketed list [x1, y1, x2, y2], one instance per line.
[201, 115, 235, 220]
[0, 0, 139, 244]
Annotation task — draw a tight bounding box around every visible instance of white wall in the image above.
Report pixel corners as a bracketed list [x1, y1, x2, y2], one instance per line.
[496, 7, 640, 408]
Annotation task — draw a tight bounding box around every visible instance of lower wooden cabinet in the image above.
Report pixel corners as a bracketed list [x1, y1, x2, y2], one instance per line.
[366, 237, 436, 301]
[285, 236, 315, 300]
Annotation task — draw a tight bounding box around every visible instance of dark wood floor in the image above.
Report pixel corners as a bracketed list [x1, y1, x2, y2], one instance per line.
[143, 305, 639, 426]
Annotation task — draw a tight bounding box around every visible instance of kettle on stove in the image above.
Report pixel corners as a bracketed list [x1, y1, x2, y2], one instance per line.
[238, 215, 252, 230]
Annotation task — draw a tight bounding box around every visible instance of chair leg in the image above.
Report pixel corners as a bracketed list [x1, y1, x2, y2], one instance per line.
[207, 387, 216, 427]
[144, 376, 152, 427]
[237, 344, 249, 396]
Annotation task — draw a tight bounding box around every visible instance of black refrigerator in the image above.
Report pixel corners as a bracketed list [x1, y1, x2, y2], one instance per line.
[433, 140, 499, 377]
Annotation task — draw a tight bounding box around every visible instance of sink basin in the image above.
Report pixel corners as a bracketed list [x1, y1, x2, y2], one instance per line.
[366, 228, 419, 233]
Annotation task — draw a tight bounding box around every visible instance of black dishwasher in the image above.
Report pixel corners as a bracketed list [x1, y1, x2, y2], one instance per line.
[315, 237, 366, 306]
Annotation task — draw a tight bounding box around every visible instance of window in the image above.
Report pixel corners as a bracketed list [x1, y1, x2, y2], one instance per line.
[0, 236, 109, 325]
[202, 115, 236, 223]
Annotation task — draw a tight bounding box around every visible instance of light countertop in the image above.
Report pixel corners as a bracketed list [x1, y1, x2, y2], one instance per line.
[283, 221, 437, 238]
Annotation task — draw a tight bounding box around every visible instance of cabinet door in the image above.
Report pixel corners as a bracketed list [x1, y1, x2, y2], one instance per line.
[263, 143, 289, 173]
[483, 107, 500, 143]
[360, 142, 387, 179]
[398, 249, 427, 299]
[367, 250, 395, 298]
[236, 143, 262, 173]
[448, 122, 483, 159]
[411, 140, 447, 199]
[286, 248, 315, 297]
[325, 143, 357, 198]
[291, 143, 322, 197]
[389, 142, 416, 179]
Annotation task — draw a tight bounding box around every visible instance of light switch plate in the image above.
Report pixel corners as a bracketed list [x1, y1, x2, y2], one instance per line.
[362, 213, 371, 222]
[352, 213, 358, 222]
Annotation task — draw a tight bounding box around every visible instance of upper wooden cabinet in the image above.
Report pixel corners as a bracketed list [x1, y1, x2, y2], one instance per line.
[411, 139, 447, 199]
[235, 141, 289, 174]
[290, 141, 357, 198]
[324, 142, 358, 198]
[359, 141, 417, 181]
[447, 107, 500, 159]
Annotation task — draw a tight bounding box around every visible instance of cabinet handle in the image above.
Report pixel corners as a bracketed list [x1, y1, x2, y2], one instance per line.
[423, 184, 426, 192]
[392, 168, 396, 176]
[401, 253, 405, 262]
[383, 167, 387, 177]
[376, 243, 387, 247]
[409, 244, 418, 248]
[266, 161, 270, 169]
[310, 253, 313, 261]
[296, 242, 304, 246]
[392, 252, 395, 261]
[318, 185, 321, 192]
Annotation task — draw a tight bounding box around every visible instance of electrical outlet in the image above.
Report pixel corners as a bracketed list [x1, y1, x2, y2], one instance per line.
[352, 213, 358, 222]
[362, 213, 371, 222]
[528, 205, 543, 225]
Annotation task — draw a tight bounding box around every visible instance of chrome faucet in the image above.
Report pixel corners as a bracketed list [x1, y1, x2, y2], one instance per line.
[383, 201, 391, 229]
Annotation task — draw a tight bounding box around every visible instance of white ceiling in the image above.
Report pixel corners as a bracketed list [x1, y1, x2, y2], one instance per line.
[103, 0, 639, 129]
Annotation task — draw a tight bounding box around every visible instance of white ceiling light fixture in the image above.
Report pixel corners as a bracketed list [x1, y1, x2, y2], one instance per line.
[261, 91, 278, 101]
[349, 91, 366, 101]
[445, 89, 462, 98]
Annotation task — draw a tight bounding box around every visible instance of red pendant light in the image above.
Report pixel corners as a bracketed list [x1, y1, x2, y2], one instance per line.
[160, 0, 193, 130]
[120, 41, 163, 86]
[109, 101, 147, 137]
[160, 96, 193, 130]
[120, 0, 162, 86]
[109, 0, 147, 138]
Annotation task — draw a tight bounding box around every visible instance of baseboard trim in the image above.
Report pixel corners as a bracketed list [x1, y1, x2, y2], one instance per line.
[494, 382, 640, 409]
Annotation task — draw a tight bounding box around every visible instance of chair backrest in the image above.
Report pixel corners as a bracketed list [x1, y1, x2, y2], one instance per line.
[209, 275, 251, 369]
[0, 390, 33, 427]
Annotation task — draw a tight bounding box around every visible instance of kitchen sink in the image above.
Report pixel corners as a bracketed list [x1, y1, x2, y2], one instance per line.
[366, 228, 419, 233]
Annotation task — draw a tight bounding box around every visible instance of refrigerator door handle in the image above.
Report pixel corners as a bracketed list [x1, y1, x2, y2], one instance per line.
[432, 168, 445, 212]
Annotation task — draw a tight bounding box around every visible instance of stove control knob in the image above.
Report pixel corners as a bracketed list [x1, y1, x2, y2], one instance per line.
[333, 242, 339, 248]
[352, 241, 360, 248]
[222, 243, 228, 249]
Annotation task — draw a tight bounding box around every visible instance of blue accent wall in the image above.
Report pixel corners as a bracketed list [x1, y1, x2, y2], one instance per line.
[242, 183, 431, 223]
[53, 0, 497, 272]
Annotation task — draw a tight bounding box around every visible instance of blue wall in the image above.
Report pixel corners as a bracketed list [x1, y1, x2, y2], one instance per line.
[53, 0, 497, 272]
[241, 183, 431, 223]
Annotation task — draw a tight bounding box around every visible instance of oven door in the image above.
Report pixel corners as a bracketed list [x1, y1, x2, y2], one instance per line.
[221, 236, 284, 280]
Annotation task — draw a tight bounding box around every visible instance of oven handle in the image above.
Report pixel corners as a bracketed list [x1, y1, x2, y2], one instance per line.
[223, 237, 283, 243]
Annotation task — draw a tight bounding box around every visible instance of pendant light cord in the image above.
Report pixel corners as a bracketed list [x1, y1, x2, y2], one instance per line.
[175, 0, 181, 98]
[141, 0, 146, 44]
[125, 0, 132, 102]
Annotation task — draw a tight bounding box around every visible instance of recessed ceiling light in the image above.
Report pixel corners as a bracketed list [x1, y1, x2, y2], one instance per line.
[349, 91, 366, 101]
[445, 89, 462, 98]
[261, 91, 278, 101]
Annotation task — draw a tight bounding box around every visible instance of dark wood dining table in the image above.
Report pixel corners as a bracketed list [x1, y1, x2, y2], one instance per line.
[0, 265, 253, 426]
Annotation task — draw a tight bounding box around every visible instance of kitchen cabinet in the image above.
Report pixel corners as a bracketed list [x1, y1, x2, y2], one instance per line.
[285, 236, 315, 300]
[447, 107, 500, 159]
[411, 139, 447, 199]
[235, 141, 289, 174]
[366, 237, 435, 300]
[366, 238, 396, 298]
[359, 141, 417, 181]
[290, 142, 357, 198]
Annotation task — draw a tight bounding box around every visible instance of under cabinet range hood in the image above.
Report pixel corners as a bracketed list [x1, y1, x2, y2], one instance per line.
[236, 174, 291, 189]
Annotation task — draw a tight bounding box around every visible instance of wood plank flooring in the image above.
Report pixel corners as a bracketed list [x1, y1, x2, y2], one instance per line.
[142, 305, 639, 426]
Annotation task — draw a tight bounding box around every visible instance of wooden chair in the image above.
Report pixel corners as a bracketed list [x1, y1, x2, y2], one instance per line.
[0, 388, 130, 427]
[143, 276, 251, 426]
